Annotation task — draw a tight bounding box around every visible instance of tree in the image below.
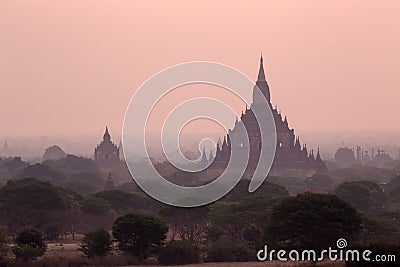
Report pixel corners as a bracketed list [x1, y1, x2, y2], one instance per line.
[209, 202, 243, 242]
[80, 197, 116, 233]
[305, 173, 336, 192]
[93, 190, 144, 214]
[206, 239, 255, 262]
[358, 212, 400, 245]
[112, 213, 168, 260]
[222, 180, 289, 202]
[158, 241, 200, 265]
[2, 157, 28, 179]
[65, 171, 105, 195]
[159, 206, 209, 243]
[44, 224, 62, 241]
[79, 229, 112, 258]
[327, 165, 396, 184]
[265, 193, 362, 252]
[19, 163, 67, 184]
[387, 175, 400, 203]
[12, 228, 46, 262]
[209, 196, 279, 247]
[334, 181, 388, 213]
[0, 226, 10, 262]
[117, 182, 140, 193]
[43, 154, 99, 176]
[81, 197, 112, 216]
[0, 178, 81, 237]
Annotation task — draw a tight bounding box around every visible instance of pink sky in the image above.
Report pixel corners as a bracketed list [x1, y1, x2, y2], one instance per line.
[1, 0, 400, 137]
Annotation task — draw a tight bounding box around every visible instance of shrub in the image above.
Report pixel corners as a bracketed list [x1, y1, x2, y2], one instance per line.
[0, 227, 10, 266]
[112, 213, 168, 260]
[158, 241, 200, 265]
[205, 239, 255, 262]
[12, 228, 46, 262]
[0, 227, 10, 256]
[79, 229, 112, 258]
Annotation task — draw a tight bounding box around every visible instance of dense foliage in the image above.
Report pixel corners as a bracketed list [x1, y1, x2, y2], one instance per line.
[158, 241, 200, 265]
[79, 229, 112, 258]
[265, 193, 362, 251]
[1, 154, 400, 265]
[112, 213, 168, 259]
[12, 228, 46, 262]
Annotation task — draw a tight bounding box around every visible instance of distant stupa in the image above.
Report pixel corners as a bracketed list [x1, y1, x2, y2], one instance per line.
[94, 126, 120, 167]
[42, 145, 67, 162]
[1, 141, 12, 157]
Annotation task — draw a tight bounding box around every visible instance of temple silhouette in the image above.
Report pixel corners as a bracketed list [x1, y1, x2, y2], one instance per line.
[207, 55, 327, 177]
[94, 126, 120, 167]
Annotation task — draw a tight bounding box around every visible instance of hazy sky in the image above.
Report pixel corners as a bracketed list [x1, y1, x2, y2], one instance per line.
[1, 0, 400, 138]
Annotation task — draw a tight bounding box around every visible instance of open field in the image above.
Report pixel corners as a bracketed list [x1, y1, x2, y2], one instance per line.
[43, 242, 344, 267]
[134, 262, 344, 267]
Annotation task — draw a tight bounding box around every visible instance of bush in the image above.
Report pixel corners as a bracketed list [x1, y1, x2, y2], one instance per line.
[158, 241, 200, 265]
[0, 227, 10, 260]
[12, 228, 46, 262]
[205, 239, 255, 262]
[79, 229, 112, 258]
[112, 213, 168, 260]
[265, 193, 361, 252]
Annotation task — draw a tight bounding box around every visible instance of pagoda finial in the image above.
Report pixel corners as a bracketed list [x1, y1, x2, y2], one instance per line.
[253, 54, 270, 104]
[103, 126, 111, 142]
[257, 53, 266, 81]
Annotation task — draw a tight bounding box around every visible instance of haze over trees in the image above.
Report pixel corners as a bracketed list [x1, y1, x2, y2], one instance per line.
[0, 152, 400, 265]
[334, 181, 388, 213]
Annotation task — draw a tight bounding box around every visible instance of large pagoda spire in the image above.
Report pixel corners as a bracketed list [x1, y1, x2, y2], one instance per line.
[253, 53, 271, 104]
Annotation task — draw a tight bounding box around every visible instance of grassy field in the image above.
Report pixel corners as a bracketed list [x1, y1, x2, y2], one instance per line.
[43, 242, 345, 267]
[134, 263, 344, 267]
